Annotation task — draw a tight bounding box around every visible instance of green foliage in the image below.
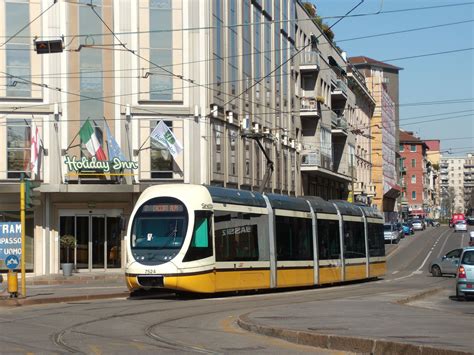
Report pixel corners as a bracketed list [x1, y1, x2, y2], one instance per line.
[302, 2, 335, 43]
[60, 235, 76, 249]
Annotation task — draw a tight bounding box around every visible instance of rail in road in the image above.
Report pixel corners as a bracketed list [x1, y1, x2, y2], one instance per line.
[0, 226, 472, 354]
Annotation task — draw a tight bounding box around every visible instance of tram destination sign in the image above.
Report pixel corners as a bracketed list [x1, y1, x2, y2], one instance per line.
[64, 155, 138, 173]
[0, 222, 22, 261]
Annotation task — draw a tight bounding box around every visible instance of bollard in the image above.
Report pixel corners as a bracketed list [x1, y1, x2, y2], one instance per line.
[7, 270, 18, 298]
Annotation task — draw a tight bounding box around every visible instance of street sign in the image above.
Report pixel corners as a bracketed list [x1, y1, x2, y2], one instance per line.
[5, 255, 19, 270]
[0, 222, 22, 261]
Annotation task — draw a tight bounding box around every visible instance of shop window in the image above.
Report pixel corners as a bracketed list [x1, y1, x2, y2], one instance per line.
[7, 118, 31, 179]
[150, 120, 173, 178]
[214, 210, 269, 261]
[275, 216, 313, 260]
[317, 219, 340, 260]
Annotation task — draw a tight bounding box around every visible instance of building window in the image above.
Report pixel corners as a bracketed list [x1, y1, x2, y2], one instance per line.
[411, 175, 416, 184]
[211, 121, 224, 180]
[150, 120, 173, 179]
[411, 159, 416, 168]
[410, 144, 416, 152]
[5, 1, 31, 97]
[412, 191, 416, 200]
[399, 144, 404, 152]
[7, 118, 31, 179]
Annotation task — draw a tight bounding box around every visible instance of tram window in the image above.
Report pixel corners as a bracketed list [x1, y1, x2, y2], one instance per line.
[368, 223, 385, 257]
[343, 221, 366, 258]
[275, 216, 313, 261]
[317, 219, 340, 260]
[183, 211, 213, 262]
[214, 210, 269, 261]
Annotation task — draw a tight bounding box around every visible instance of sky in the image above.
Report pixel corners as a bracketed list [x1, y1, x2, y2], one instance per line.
[312, 0, 474, 157]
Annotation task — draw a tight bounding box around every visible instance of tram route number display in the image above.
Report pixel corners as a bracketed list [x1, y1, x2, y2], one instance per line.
[0, 222, 22, 261]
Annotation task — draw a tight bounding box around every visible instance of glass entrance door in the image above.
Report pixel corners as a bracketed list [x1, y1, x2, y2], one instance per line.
[60, 214, 122, 271]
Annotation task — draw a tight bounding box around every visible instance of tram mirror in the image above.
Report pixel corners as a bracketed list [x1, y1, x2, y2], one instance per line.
[120, 216, 128, 231]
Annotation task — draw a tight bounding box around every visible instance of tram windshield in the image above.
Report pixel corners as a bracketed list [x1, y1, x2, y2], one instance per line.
[131, 197, 188, 265]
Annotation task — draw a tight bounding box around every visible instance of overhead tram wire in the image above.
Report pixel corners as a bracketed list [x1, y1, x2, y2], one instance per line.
[215, 0, 367, 116]
[2, 1, 473, 40]
[0, 0, 57, 48]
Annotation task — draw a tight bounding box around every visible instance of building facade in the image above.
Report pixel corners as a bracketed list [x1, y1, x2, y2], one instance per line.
[347, 63, 376, 205]
[0, 0, 365, 275]
[349, 57, 401, 221]
[424, 139, 441, 219]
[399, 130, 429, 219]
[463, 154, 474, 215]
[440, 156, 467, 215]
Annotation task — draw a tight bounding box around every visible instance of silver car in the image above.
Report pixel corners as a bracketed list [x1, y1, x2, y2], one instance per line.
[456, 247, 474, 299]
[411, 219, 425, 231]
[454, 220, 468, 233]
[429, 248, 462, 277]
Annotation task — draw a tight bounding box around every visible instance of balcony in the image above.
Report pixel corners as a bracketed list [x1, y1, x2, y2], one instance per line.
[464, 163, 474, 168]
[331, 78, 348, 101]
[354, 181, 364, 194]
[440, 163, 448, 169]
[301, 150, 333, 171]
[331, 111, 348, 136]
[367, 184, 377, 197]
[299, 50, 320, 72]
[440, 169, 448, 175]
[300, 97, 321, 118]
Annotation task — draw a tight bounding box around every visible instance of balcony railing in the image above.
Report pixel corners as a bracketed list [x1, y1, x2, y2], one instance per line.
[331, 111, 348, 134]
[332, 78, 348, 100]
[301, 150, 333, 171]
[300, 97, 321, 118]
[300, 50, 320, 70]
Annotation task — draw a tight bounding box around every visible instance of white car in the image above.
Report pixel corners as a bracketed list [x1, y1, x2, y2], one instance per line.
[411, 220, 424, 231]
[454, 220, 467, 233]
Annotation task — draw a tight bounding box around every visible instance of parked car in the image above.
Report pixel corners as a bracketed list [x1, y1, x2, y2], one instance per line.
[456, 247, 474, 300]
[454, 220, 468, 233]
[429, 248, 462, 277]
[384, 223, 400, 244]
[466, 216, 474, 226]
[402, 222, 414, 235]
[411, 219, 425, 231]
[396, 222, 405, 239]
[469, 232, 474, 246]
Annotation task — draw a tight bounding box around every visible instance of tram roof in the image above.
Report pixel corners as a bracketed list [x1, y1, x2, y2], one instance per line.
[331, 200, 363, 216]
[265, 193, 311, 212]
[205, 186, 267, 208]
[357, 204, 384, 219]
[305, 196, 338, 215]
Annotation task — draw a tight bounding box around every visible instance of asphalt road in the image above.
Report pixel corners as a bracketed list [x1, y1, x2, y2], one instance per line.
[0, 226, 472, 354]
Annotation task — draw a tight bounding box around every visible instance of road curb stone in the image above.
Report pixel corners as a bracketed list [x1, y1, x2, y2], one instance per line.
[237, 303, 471, 355]
[0, 291, 128, 307]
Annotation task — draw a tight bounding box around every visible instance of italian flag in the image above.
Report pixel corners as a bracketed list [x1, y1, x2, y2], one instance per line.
[79, 119, 107, 161]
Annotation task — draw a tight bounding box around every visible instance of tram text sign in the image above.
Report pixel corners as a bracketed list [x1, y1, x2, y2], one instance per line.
[0, 222, 22, 260]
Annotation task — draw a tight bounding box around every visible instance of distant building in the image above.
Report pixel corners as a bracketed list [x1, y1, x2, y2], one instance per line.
[349, 57, 402, 221]
[464, 154, 474, 215]
[424, 140, 441, 218]
[399, 130, 429, 219]
[440, 156, 468, 214]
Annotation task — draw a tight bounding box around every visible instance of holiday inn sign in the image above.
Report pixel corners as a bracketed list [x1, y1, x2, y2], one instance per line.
[64, 155, 138, 173]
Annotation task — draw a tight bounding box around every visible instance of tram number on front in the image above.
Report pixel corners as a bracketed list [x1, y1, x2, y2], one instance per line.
[145, 269, 156, 274]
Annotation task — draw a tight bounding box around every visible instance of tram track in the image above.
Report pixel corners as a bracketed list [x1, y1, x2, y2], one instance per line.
[48, 279, 411, 354]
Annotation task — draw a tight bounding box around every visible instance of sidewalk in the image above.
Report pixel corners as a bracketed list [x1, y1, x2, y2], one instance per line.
[0, 272, 128, 307]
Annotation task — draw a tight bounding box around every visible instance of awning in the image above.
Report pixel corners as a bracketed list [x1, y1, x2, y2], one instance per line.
[384, 182, 401, 199]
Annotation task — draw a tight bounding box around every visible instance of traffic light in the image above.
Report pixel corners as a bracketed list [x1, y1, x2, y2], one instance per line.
[34, 39, 63, 54]
[25, 179, 41, 209]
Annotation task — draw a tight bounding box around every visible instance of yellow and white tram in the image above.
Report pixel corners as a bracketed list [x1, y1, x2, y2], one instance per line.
[125, 184, 385, 293]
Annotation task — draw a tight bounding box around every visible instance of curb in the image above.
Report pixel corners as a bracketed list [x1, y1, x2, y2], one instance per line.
[0, 291, 129, 308]
[396, 287, 443, 305]
[237, 314, 470, 355]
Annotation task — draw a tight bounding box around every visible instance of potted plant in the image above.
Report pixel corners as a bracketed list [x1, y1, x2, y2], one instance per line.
[60, 234, 76, 277]
[316, 95, 325, 104]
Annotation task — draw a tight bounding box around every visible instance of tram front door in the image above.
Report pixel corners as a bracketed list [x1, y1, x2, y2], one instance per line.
[59, 213, 122, 271]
